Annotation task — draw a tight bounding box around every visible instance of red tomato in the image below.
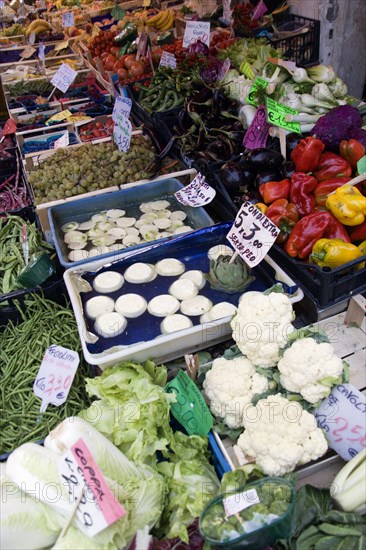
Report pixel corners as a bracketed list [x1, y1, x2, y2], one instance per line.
[104, 55, 116, 71]
[124, 54, 137, 70]
[116, 67, 128, 80]
[109, 46, 120, 56]
[128, 62, 144, 78]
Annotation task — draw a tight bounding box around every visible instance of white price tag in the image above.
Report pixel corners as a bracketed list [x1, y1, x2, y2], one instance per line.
[38, 42, 45, 61]
[54, 132, 69, 149]
[58, 438, 126, 536]
[51, 63, 77, 93]
[33, 344, 79, 412]
[62, 11, 74, 27]
[0, 0, 5, 9]
[112, 96, 132, 124]
[113, 116, 132, 152]
[29, 31, 36, 45]
[314, 383, 366, 461]
[217, 58, 230, 81]
[183, 21, 210, 48]
[20, 45, 36, 59]
[174, 173, 216, 207]
[223, 489, 260, 517]
[278, 59, 297, 72]
[222, 0, 232, 23]
[227, 201, 280, 268]
[159, 51, 177, 69]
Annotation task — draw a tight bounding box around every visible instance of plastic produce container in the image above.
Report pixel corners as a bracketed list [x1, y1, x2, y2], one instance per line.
[269, 14, 320, 67]
[63, 222, 303, 368]
[49, 177, 214, 268]
[199, 477, 295, 549]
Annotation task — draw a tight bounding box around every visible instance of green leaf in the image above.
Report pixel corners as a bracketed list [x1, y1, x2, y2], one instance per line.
[318, 523, 362, 537]
[296, 525, 322, 549]
[320, 510, 366, 526]
[111, 5, 126, 20]
[220, 463, 264, 494]
[314, 536, 342, 549]
[288, 485, 332, 542]
[213, 420, 242, 441]
[263, 282, 285, 295]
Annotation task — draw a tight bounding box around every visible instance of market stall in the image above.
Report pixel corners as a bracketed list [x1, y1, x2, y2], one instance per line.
[0, 0, 365, 548]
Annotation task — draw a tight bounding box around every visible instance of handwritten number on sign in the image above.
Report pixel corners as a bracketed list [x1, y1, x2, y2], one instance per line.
[242, 223, 261, 240]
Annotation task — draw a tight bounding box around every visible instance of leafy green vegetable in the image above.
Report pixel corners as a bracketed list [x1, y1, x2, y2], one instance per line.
[218, 38, 281, 72]
[220, 464, 265, 494]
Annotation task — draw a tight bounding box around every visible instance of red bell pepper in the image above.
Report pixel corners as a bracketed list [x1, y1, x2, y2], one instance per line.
[314, 177, 350, 206]
[314, 152, 352, 182]
[259, 179, 290, 204]
[289, 172, 318, 217]
[339, 139, 365, 170]
[348, 220, 366, 242]
[290, 136, 325, 173]
[285, 211, 351, 259]
[266, 199, 299, 243]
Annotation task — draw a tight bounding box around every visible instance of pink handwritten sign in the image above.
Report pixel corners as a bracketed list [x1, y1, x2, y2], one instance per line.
[243, 105, 270, 150]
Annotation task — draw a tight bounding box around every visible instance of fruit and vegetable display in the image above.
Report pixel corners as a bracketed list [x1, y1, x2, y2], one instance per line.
[0, 3, 366, 549]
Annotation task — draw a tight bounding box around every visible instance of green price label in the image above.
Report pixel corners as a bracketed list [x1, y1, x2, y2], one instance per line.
[165, 371, 213, 436]
[357, 155, 366, 175]
[246, 77, 267, 106]
[111, 4, 126, 20]
[265, 97, 301, 134]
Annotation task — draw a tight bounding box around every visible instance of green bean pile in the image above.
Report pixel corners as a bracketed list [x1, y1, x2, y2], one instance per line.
[0, 295, 91, 454]
[0, 215, 54, 297]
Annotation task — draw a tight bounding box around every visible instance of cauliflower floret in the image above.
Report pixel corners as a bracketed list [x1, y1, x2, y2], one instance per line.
[203, 356, 269, 429]
[231, 291, 295, 368]
[277, 338, 344, 404]
[237, 394, 328, 476]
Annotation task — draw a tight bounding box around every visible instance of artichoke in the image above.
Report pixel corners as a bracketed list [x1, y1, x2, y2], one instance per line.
[206, 254, 255, 293]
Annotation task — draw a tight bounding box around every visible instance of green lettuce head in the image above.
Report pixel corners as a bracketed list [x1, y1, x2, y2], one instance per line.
[206, 254, 255, 293]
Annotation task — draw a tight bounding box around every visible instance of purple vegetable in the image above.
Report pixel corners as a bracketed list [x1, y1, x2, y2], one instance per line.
[200, 58, 225, 84]
[349, 127, 366, 149]
[312, 105, 362, 151]
[149, 519, 205, 550]
[188, 40, 209, 56]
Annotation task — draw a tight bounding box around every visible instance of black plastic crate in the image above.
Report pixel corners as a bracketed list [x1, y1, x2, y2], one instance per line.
[270, 14, 320, 67]
[268, 245, 366, 308]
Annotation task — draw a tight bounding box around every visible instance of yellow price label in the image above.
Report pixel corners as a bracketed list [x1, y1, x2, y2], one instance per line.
[66, 115, 92, 123]
[54, 40, 69, 52]
[142, 0, 151, 6]
[46, 109, 73, 124]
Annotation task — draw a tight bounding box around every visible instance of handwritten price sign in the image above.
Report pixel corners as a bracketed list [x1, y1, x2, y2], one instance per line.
[266, 97, 301, 134]
[159, 51, 177, 69]
[183, 21, 210, 48]
[113, 115, 132, 152]
[314, 383, 366, 461]
[51, 63, 77, 94]
[243, 105, 270, 150]
[54, 131, 69, 149]
[174, 173, 216, 207]
[62, 11, 74, 27]
[227, 201, 280, 267]
[246, 77, 267, 106]
[33, 344, 79, 412]
[58, 438, 126, 536]
[112, 96, 132, 124]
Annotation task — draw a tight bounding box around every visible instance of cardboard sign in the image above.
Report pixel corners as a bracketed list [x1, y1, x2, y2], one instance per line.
[58, 438, 125, 536]
[159, 51, 177, 70]
[265, 97, 301, 134]
[246, 77, 267, 106]
[227, 201, 280, 267]
[33, 344, 79, 412]
[174, 173, 216, 207]
[165, 370, 213, 436]
[20, 45, 37, 59]
[113, 116, 131, 152]
[314, 383, 366, 461]
[223, 489, 260, 517]
[62, 11, 74, 27]
[112, 96, 132, 124]
[183, 21, 210, 48]
[243, 105, 270, 149]
[357, 155, 366, 175]
[51, 63, 77, 93]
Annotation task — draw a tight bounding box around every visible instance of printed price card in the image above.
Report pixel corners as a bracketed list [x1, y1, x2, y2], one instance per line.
[51, 63, 78, 93]
[174, 173, 216, 207]
[243, 105, 270, 149]
[227, 201, 280, 268]
[33, 344, 79, 412]
[165, 370, 213, 436]
[38, 42, 45, 61]
[357, 155, 366, 175]
[58, 438, 126, 536]
[159, 51, 177, 70]
[246, 77, 268, 106]
[183, 21, 210, 48]
[62, 11, 74, 27]
[112, 96, 132, 124]
[224, 489, 260, 517]
[54, 131, 69, 149]
[113, 116, 132, 152]
[266, 97, 301, 134]
[314, 383, 366, 461]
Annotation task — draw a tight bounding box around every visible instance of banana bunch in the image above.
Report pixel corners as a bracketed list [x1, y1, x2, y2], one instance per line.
[25, 18, 52, 36]
[147, 9, 174, 31]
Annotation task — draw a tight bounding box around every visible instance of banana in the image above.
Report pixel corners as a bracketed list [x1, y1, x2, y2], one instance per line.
[147, 9, 167, 26]
[34, 23, 52, 35]
[26, 19, 51, 35]
[159, 11, 174, 31]
[153, 10, 170, 29]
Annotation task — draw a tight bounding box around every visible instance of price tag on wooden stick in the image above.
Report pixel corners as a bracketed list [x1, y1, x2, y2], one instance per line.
[357, 155, 366, 175]
[58, 438, 126, 537]
[62, 11, 74, 27]
[51, 63, 77, 93]
[174, 173, 216, 207]
[33, 344, 79, 412]
[246, 77, 267, 106]
[266, 97, 301, 134]
[20, 45, 36, 59]
[243, 105, 270, 149]
[113, 116, 132, 152]
[112, 96, 132, 123]
[159, 51, 177, 69]
[183, 21, 210, 48]
[227, 201, 280, 268]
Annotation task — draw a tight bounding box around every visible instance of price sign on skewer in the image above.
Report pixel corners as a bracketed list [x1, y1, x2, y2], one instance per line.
[38, 42, 45, 61]
[159, 51, 177, 69]
[243, 105, 271, 150]
[174, 173, 216, 207]
[113, 115, 132, 152]
[54, 131, 69, 149]
[33, 344, 79, 412]
[266, 97, 301, 134]
[62, 11, 74, 27]
[112, 96, 132, 124]
[183, 21, 210, 48]
[227, 201, 280, 268]
[51, 63, 78, 94]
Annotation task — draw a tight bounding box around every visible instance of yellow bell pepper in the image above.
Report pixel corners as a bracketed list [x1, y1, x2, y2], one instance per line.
[326, 184, 366, 226]
[255, 203, 268, 214]
[358, 240, 366, 269]
[310, 238, 363, 268]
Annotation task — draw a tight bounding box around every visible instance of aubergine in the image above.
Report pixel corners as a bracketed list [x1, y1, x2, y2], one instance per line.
[237, 159, 256, 187]
[255, 169, 283, 187]
[281, 161, 296, 179]
[220, 162, 247, 195]
[245, 148, 284, 168]
[286, 133, 302, 157]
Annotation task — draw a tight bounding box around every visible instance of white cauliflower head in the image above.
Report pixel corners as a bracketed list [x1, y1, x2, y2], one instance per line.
[237, 394, 328, 476]
[203, 356, 269, 429]
[231, 291, 295, 368]
[277, 337, 344, 404]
